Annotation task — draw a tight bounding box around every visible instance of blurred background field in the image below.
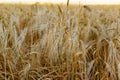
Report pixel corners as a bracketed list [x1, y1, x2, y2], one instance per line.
[0, 3, 120, 80]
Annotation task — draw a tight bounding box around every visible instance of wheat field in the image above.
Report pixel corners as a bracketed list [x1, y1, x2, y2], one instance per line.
[0, 3, 120, 80]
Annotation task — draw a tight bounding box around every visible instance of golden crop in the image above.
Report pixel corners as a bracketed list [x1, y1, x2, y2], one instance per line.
[0, 3, 120, 80]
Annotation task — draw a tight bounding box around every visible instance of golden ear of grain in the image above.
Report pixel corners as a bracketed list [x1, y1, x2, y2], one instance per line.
[67, 0, 69, 6]
[17, 27, 28, 49]
[83, 5, 91, 11]
[87, 60, 95, 76]
[57, 5, 62, 14]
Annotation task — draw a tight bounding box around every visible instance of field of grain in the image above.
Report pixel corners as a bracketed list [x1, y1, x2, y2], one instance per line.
[0, 3, 120, 80]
